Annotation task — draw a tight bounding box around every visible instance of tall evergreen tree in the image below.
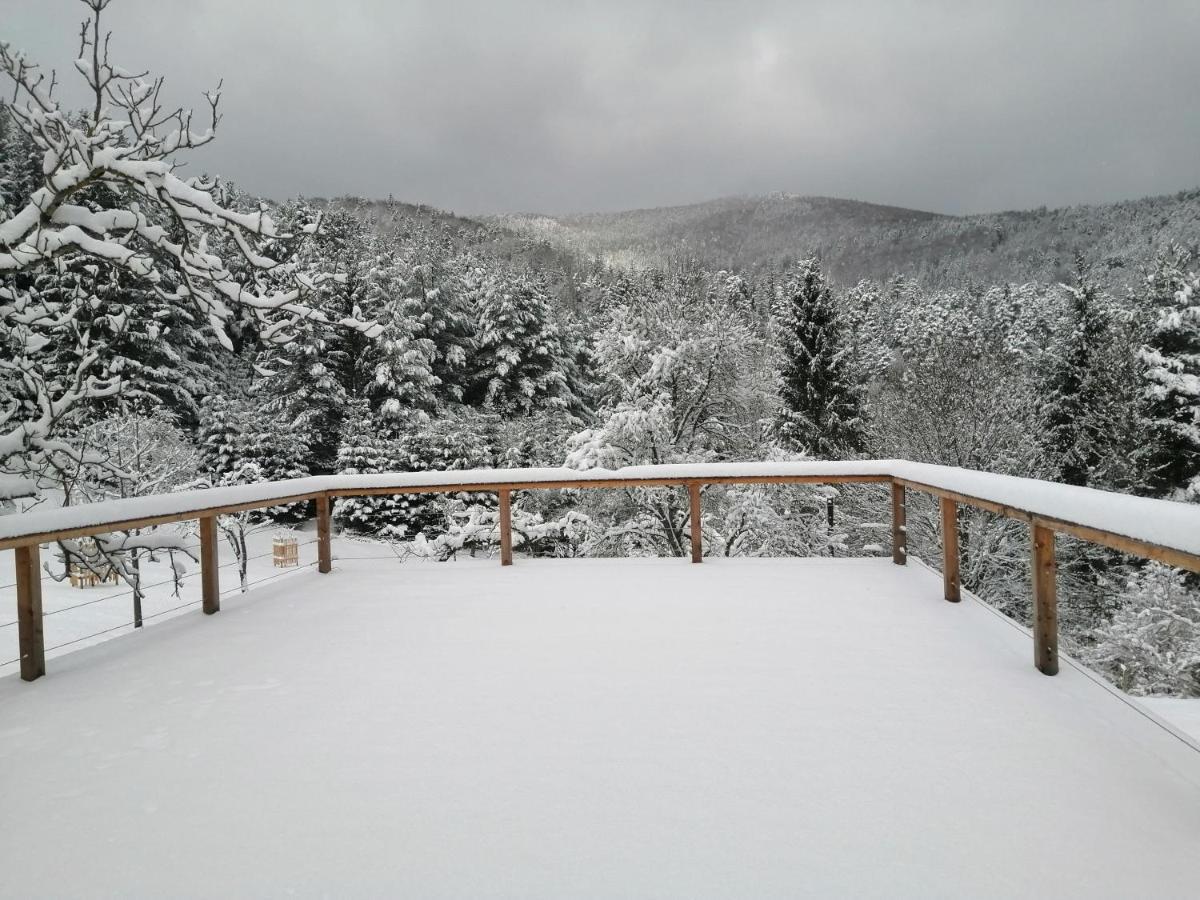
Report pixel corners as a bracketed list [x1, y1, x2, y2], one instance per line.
[773, 259, 864, 457]
[466, 273, 574, 415]
[1042, 256, 1118, 486]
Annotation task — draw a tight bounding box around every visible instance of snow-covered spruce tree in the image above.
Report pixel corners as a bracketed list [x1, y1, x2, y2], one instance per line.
[465, 272, 577, 416]
[358, 252, 440, 423]
[1083, 564, 1200, 697]
[0, 0, 371, 502]
[332, 404, 492, 540]
[197, 395, 309, 522]
[252, 205, 377, 473]
[331, 402, 407, 539]
[1040, 256, 1133, 488]
[773, 259, 864, 458]
[0, 105, 41, 216]
[394, 227, 479, 406]
[1137, 248, 1200, 501]
[196, 395, 309, 587]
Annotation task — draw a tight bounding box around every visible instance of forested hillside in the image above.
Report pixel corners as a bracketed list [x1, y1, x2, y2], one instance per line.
[499, 190, 1200, 289]
[3, 1, 1199, 699]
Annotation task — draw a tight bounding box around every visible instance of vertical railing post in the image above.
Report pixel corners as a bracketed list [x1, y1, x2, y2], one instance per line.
[940, 497, 960, 602]
[1032, 523, 1059, 675]
[498, 488, 513, 566]
[15, 543, 45, 682]
[316, 493, 332, 574]
[200, 516, 219, 615]
[688, 482, 703, 563]
[891, 481, 907, 565]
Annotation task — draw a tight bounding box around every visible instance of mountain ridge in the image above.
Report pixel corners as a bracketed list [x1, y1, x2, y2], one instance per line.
[492, 187, 1200, 287]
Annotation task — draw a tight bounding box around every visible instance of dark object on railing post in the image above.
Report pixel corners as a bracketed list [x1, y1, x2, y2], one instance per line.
[316, 494, 332, 574]
[940, 497, 960, 602]
[200, 516, 219, 615]
[15, 543, 45, 682]
[1032, 523, 1059, 675]
[498, 489, 513, 566]
[891, 482, 907, 565]
[688, 482, 703, 563]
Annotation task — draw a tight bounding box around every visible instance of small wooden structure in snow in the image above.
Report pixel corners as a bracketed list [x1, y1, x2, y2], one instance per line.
[272, 536, 299, 568]
[67, 564, 119, 589]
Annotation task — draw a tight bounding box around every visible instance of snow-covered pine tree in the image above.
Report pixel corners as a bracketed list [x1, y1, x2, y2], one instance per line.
[1138, 248, 1200, 500]
[252, 204, 377, 472]
[0, 105, 40, 216]
[466, 272, 574, 415]
[395, 226, 479, 405]
[773, 259, 864, 457]
[333, 401, 411, 539]
[198, 394, 309, 521]
[358, 253, 440, 422]
[1041, 255, 1120, 487]
[197, 395, 247, 479]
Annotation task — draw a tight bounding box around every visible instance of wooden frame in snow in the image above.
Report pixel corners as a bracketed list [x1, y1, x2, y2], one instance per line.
[7, 459, 1200, 683]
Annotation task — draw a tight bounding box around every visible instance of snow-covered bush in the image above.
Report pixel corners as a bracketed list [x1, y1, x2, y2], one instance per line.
[410, 500, 591, 561]
[1083, 564, 1200, 697]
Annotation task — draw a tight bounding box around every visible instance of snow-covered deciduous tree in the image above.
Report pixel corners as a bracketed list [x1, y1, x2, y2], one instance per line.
[55, 410, 198, 625]
[773, 259, 864, 457]
[0, 0, 372, 501]
[1083, 563, 1200, 697]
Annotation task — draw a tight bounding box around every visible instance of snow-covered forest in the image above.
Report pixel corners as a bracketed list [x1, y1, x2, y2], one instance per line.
[3, 1, 1199, 697]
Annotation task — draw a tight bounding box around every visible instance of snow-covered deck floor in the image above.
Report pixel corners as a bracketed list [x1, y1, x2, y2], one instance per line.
[3, 557, 1200, 898]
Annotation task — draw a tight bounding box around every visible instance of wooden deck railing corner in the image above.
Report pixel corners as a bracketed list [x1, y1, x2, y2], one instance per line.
[8, 461, 1200, 683]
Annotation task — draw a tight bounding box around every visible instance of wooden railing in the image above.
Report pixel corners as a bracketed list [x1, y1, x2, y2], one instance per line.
[4, 460, 1200, 683]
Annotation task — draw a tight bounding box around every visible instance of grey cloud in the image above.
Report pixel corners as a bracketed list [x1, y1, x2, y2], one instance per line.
[3, 0, 1198, 215]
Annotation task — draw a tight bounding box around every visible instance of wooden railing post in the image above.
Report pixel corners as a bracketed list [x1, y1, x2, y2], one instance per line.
[1032, 524, 1059, 675]
[15, 543, 45, 682]
[199, 516, 219, 615]
[316, 493, 332, 574]
[498, 489, 513, 566]
[940, 497, 960, 602]
[688, 482, 703, 563]
[891, 481, 907, 565]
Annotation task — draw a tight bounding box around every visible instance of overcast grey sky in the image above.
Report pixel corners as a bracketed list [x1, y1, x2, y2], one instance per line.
[4, 0, 1199, 216]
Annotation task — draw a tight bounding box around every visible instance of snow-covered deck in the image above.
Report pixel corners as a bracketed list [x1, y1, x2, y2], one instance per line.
[3, 557, 1199, 898]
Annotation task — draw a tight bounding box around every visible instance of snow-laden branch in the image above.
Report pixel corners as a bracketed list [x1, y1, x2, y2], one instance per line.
[0, 1, 378, 348]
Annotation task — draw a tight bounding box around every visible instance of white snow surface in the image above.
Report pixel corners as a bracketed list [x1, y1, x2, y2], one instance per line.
[1140, 697, 1200, 743]
[2, 557, 1199, 898]
[4, 459, 1200, 560]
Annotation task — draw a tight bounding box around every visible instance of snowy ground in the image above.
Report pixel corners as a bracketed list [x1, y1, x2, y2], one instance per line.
[2, 557, 1199, 898]
[0, 524, 397, 676]
[1139, 697, 1200, 743]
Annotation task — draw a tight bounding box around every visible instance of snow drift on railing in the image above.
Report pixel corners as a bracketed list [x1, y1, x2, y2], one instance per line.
[3, 459, 1200, 561]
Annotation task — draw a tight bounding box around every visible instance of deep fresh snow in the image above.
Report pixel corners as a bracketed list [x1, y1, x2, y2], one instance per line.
[2, 557, 1199, 898]
[0, 522, 343, 674]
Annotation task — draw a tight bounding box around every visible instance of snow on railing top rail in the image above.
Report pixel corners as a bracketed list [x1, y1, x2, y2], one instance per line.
[2, 459, 1200, 566]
